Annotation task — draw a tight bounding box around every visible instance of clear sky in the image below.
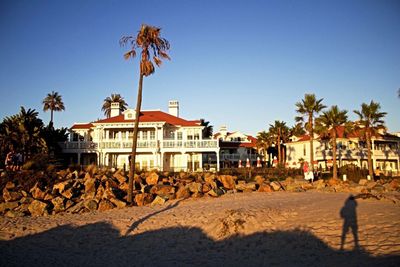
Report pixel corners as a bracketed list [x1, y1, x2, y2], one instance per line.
[0, 0, 399, 136]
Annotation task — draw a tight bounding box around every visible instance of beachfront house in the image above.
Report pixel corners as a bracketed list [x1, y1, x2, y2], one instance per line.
[285, 126, 400, 175]
[60, 101, 220, 172]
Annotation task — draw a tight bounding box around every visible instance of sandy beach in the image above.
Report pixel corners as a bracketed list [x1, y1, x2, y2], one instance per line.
[1, 191, 399, 266]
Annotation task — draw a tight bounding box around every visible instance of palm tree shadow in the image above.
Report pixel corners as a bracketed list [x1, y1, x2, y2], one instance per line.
[340, 194, 359, 251]
[125, 199, 182, 236]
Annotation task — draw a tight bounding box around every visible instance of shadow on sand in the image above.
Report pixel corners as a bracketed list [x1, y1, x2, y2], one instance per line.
[1, 220, 399, 267]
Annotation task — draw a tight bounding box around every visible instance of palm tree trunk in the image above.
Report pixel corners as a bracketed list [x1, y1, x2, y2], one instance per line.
[277, 135, 281, 166]
[332, 134, 337, 180]
[50, 110, 54, 126]
[366, 131, 373, 179]
[309, 115, 314, 172]
[128, 73, 144, 204]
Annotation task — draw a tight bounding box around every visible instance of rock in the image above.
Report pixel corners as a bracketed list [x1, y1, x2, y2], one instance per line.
[151, 195, 167, 206]
[146, 172, 159, 185]
[359, 179, 368, 186]
[217, 175, 236, 190]
[2, 188, 22, 202]
[0, 201, 19, 213]
[204, 173, 216, 184]
[270, 181, 283, 191]
[175, 186, 191, 199]
[113, 171, 127, 184]
[236, 181, 257, 191]
[389, 179, 399, 191]
[61, 188, 74, 199]
[84, 199, 98, 211]
[30, 183, 47, 200]
[366, 181, 377, 190]
[134, 193, 154, 206]
[5, 210, 25, 218]
[207, 188, 224, 197]
[254, 175, 265, 185]
[66, 201, 85, 214]
[109, 198, 126, 209]
[84, 172, 92, 181]
[51, 197, 65, 213]
[352, 186, 368, 194]
[98, 199, 115, 211]
[53, 180, 72, 194]
[28, 200, 48, 216]
[84, 177, 97, 199]
[328, 178, 340, 186]
[95, 184, 105, 201]
[314, 179, 326, 190]
[191, 192, 203, 198]
[5, 181, 16, 190]
[258, 183, 273, 192]
[202, 183, 213, 193]
[43, 193, 55, 201]
[286, 183, 302, 192]
[187, 182, 202, 193]
[150, 185, 175, 198]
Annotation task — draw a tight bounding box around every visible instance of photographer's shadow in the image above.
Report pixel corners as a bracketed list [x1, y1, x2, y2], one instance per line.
[340, 194, 360, 251]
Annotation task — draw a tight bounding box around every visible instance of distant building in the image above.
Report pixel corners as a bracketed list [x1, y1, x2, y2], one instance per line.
[286, 126, 400, 174]
[61, 101, 220, 172]
[212, 126, 260, 168]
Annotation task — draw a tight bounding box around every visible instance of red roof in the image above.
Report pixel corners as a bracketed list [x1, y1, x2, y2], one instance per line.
[71, 123, 93, 129]
[72, 110, 200, 128]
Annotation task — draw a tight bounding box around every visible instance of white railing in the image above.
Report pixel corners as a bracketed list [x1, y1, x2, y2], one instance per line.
[221, 154, 258, 160]
[60, 139, 219, 151]
[315, 148, 400, 159]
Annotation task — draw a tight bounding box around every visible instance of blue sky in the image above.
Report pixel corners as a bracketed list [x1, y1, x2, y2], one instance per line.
[0, 0, 399, 136]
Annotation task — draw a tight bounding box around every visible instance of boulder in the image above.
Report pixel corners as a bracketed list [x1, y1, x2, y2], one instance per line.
[61, 188, 74, 199]
[134, 193, 154, 206]
[327, 178, 340, 186]
[254, 175, 265, 185]
[314, 179, 326, 190]
[191, 192, 204, 198]
[51, 197, 65, 213]
[204, 173, 217, 185]
[0, 201, 19, 214]
[207, 188, 224, 197]
[98, 199, 115, 211]
[146, 172, 159, 185]
[270, 181, 283, 191]
[53, 180, 72, 194]
[258, 183, 273, 193]
[95, 184, 105, 201]
[113, 171, 127, 184]
[366, 181, 377, 190]
[151, 195, 167, 206]
[202, 183, 213, 193]
[187, 182, 202, 193]
[84, 199, 98, 211]
[217, 175, 236, 190]
[389, 179, 399, 191]
[28, 200, 48, 216]
[84, 177, 97, 199]
[175, 186, 191, 199]
[109, 198, 126, 209]
[359, 179, 368, 186]
[5, 210, 25, 218]
[2, 188, 22, 202]
[150, 185, 175, 198]
[5, 181, 16, 190]
[66, 201, 85, 214]
[30, 183, 47, 200]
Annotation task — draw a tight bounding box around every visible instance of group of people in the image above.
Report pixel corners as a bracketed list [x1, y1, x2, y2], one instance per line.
[5, 150, 23, 171]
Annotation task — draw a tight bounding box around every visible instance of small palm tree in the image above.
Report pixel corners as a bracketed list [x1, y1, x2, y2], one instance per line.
[200, 119, 213, 138]
[42, 91, 65, 127]
[315, 105, 349, 179]
[121, 24, 170, 204]
[256, 131, 273, 164]
[102, 93, 128, 118]
[268, 120, 289, 166]
[295, 93, 326, 171]
[354, 101, 387, 179]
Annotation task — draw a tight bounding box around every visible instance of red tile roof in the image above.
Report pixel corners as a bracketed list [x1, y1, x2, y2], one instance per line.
[71, 123, 93, 129]
[72, 110, 201, 128]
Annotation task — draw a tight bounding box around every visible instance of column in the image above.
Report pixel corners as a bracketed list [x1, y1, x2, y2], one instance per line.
[199, 153, 203, 170]
[77, 153, 81, 165]
[216, 149, 220, 172]
[160, 152, 164, 171]
[191, 154, 195, 172]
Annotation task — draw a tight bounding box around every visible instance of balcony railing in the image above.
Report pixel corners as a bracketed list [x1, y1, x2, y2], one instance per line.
[60, 139, 219, 151]
[221, 154, 258, 160]
[315, 148, 399, 159]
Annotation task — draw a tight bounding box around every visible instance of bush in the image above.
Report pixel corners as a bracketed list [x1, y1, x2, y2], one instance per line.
[22, 154, 50, 171]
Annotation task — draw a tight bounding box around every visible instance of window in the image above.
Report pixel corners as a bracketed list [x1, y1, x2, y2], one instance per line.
[150, 131, 155, 140]
[194, 133, 200, 140]
[142, 131, 148, 140]
[177, 132, 183, 140]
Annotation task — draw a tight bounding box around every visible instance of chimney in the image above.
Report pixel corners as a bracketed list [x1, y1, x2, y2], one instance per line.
[168, 100, 179, 117]
[219, 125, 227, 140]
[110, 102, 121, 117]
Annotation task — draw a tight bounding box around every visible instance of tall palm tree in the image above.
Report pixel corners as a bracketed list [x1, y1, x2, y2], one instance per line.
[121, 24, 170, 204]
[315, 105, 349, 179]
[102, 93, 128, 118]
[295, 93, 326, 171]
[354, 101, 387, 179]
[42, 91, 65, 127]
[256, 131, 273, 164]
[268, 120, 289, 166]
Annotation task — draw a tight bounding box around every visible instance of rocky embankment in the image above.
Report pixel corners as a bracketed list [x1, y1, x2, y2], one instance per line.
[1, 167, 399, 217]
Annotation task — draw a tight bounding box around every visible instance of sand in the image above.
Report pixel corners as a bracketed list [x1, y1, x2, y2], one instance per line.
[0, 191, 399, 266]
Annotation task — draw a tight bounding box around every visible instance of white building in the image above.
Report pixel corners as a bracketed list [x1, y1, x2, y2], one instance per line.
[286, 126, 400, 173]
[60, 101, 220, 172]
[213, 126, 260, 168]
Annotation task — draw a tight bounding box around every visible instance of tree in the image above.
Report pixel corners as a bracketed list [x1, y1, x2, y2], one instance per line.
[121, 24, 170, 204]
[268, 120, 289, 166]
[295, 93, 326, 171]
[42, 91, 65, 127]
[354, 101, 387, 179]
[315, 105, 349, 179]
[256, 131, 272, 160]
[101, 93, 128, 118]
[200, 119, 213, 138]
